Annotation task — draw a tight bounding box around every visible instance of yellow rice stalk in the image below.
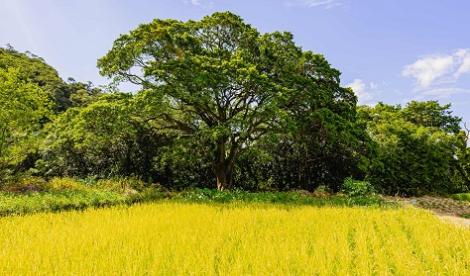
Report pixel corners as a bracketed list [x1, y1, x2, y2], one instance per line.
[0, 203, 468, 275]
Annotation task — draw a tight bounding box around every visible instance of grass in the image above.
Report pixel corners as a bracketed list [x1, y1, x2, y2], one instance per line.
[0, 190, 127, 216]
[0, 177, 391, 217]
[171, 188, 389, 207]
[451, 193, 470, 203]
[0, 202, 468, 275]
[0, 189, 389, 217]
[0, 177, 167, 216]
[0, 188, 167, 217]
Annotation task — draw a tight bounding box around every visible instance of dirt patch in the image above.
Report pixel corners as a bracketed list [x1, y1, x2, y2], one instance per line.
[385, 195, 470, 227]
[437, 215, 470, 228]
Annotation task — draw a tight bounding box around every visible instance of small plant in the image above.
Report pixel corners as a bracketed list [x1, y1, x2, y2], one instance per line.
[48, 177, 84, 191]
[451, 193, 470, 203]
[341, 177, 375, 197]
[460, 213, 470, 219]
[96, 177, 148, 194]
[2, 176, 49, 193]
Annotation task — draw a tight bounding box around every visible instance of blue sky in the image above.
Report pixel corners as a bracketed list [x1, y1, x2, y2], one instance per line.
[1, 0, 469, 124]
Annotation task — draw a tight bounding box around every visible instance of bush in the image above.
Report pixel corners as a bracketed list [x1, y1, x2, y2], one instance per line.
[450, 193, 470, 202]
[48, 177, 85, 191]
[0, 190, 128, 216]
[2, 176, 49, 193]
[95, 177, 149, 194]
[0, 177, 166, 216]
[171, 188, 388, 207]
[341, 177, 375, 197]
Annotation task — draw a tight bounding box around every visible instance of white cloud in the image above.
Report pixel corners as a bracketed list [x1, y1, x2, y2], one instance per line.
[345, 79, 378, 105]
[184, 0, 201, 6]
[403, 48, 470, 89]
[402, 55, 454, 88]
[419, 87, 470, 99]
[454, 49, 470, 78]
[183, 0, 213, 7]
[286, 0, 342, 9]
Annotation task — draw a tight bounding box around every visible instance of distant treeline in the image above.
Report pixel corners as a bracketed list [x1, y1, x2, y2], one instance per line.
[1, 12, 468, 195]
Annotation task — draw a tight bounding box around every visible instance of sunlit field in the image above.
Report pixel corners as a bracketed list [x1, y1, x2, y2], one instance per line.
[0, 203, 468, 275]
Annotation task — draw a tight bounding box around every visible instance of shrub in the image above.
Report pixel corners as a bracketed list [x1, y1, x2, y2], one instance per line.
[95, 177, 149, 194]
[2, 176, 49, 193]
[0, 190, 128, 216]
[450, 193, 470, 202]
[341, 177, 375, 197]
[171, 188, 388, 207]
[48, 177, 84, 191]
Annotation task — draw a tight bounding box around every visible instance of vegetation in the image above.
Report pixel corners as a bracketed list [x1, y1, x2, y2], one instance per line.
[0, 202, 468, 274]
[0, 67, 51, 179]
[0, 12, 469, 197]
[0, 177, 388, 216]
[0, 177, 164, 216]
[170, 188, 387, 206]
[0, 11, 469, 275]
[0, 190, 127, 216]
[359, 102, 469, 195]
[341, 177, 375, 197]
[97, 12, 361, 190]
[451, 193, 470, 203]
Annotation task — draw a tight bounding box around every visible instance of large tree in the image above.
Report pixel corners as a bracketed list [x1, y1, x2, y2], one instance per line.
[98, 12, 355, 190]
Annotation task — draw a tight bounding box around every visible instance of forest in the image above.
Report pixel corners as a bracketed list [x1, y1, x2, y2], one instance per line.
[1, 12, 468, 196]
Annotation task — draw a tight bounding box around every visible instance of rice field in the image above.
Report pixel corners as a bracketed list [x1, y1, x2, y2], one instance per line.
[0, 202, 468, 275]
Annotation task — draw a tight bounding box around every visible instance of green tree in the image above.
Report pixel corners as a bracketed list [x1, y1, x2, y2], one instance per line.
[264, 108, 372, 192]
[0, 68, 51, 179]
[37, 93, 167, 179]
[401, 101, 461, 133]
[0, 47, 101, 112]
[359, 102, 469, 195]
[98, 12, 355, 190]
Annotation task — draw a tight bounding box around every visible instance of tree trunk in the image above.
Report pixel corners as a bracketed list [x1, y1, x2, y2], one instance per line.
[215, 165, 233, 191]
[214, 138, 236, 191]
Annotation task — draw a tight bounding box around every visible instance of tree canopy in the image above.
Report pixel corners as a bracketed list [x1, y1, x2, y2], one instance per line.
[0, 46, 101, 112]
[0, 67, 51, 177]
[98, 12, 356, 189]
[359, 102, 469, 195]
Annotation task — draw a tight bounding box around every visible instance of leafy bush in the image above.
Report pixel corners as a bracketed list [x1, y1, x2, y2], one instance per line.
[48, 177, 85, 191]
[341, 177, 375, 197]
[0, 177, 167, 216]
[0, 190, 128, 216]
[0, 177, 393, 217]
[2, 176, 49, 193]
[450, 193, 470, 202]
[172, 188, 388, 207]
[95, 177, 149, 193]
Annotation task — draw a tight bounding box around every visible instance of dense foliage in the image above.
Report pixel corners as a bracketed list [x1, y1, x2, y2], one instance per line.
[0, 12, 468, 196]
[0, 68, 51, 179]
[359, 102, 469, 195]
[0, 46, 102, 112]
[97, 12, 358, 190]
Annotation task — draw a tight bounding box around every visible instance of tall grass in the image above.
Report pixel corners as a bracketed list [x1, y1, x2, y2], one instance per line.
[0, 177, 164, 216]
[0, 190, 127, 216]
[0, 202, 468, 275]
